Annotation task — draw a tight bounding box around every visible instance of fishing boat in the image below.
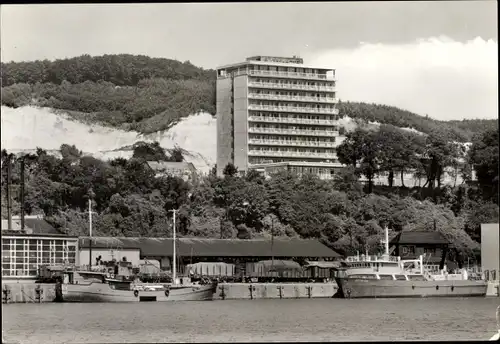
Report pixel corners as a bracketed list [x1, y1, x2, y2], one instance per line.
[334, 227, 488, 299]
[61, 204, 217, 302]
[60, 269, 217, 302]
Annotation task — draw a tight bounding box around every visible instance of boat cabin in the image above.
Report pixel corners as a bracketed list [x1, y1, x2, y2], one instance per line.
[338, 253, 429, 281]
[62, 269, 140, 291]
[63, 270, 106, 284]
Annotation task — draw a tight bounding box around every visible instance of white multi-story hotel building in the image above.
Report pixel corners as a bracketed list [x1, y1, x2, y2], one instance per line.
[216, 56, 343, 179]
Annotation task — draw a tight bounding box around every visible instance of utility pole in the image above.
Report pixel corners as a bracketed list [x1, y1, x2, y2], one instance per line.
[88, 188, 95, 271]
[20, 157, 25, 231]
[385, 226, 389, 256]
[271, 216, 274, 270]
[6, 154, 12, 230]
[169, 209, 177, 284]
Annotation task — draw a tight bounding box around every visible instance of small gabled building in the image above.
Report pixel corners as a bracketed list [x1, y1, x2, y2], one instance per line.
[390, 230, 450, 271]
[146, 161, 198, 182]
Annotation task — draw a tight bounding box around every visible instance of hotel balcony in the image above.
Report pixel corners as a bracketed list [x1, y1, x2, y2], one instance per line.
[247, 69, 335, 81]
[249, 104, 339, 115]
[248, 150, 337, 159]
[249, 138, 336, 148]
[248, 81, 335, 92]
[248, 115, 337, 126]
[248, 127, 338, 137]
[248, 93, 338, 104]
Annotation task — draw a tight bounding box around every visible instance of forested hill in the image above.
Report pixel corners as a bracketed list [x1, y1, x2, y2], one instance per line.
[337, 102, 497, 142]
[0, 54, 215, 85]
[1, 54, 496, 140]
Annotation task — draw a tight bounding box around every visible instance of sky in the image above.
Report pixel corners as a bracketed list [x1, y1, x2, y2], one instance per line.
[1, 1, 498, 121]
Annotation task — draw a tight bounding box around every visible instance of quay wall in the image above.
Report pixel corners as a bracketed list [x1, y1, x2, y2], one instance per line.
[486, 281, 500, 297]
[2, 283, 57, 304]
[4, 281, 495, 302]
[3, 282, 339, 303]
[214, 282, 339, 300]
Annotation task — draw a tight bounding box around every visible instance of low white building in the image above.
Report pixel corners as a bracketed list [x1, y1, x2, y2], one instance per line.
[1, 215, 78, 279]
[78, 237, 141, 268]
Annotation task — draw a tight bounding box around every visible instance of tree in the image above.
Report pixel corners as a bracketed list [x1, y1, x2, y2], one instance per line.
[420, 130, 460, 190]
[337, 128, 381, 193]
[374, 125, 424, 187]
[0, 143, 489, 255]
[336, 129, 366, 169]
[468, 129, 499, 204]
[332, 166, 363, 197]
[132, 141, 168, 161]
[222, 163, 238, 177]
[60, 144, 82, 162]
[463, 201, 499, 242]
[245, 169, 265, 184]
[168, 147, 184, 162]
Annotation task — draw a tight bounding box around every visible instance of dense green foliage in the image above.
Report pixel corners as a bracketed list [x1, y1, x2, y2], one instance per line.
[1, 78, 215, 134]
[338, 125, 459, 193]
[1, 55, 497, 260]
[337, 101, 497, 142]
[1, 55, 496, 139]
[337, 126, 499, 204]
[1, 55, 215, 133]
[468, 129, 499, 203]
[1, 54, 215, 86]
[1, 129, 498, 259]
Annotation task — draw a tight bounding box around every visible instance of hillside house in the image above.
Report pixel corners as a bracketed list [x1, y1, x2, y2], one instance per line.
[146, 161, 198, 182]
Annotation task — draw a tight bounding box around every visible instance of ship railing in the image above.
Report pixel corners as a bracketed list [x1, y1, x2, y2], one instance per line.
[345, 255, 399, 263]
[421, 267, 435, 281]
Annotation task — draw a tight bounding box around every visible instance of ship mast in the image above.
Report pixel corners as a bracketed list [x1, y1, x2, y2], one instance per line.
[169, 209, 177, 285]
[88, 189, 95, 271]
[385, 226, 389, 256]
[380, 226, 390, 258]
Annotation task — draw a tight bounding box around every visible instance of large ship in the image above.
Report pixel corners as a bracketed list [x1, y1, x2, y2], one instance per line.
[334, 228, 488, 299]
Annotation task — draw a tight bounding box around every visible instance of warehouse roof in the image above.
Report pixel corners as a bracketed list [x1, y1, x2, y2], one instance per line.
[1, 216, 65, 235]
[390, 231, 449, 245]
[78, 237, 340, 258]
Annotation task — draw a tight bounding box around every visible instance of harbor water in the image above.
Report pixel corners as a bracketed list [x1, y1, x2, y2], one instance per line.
[3, 298, 500, 343]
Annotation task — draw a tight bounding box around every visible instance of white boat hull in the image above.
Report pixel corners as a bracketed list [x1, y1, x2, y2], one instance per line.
[62, 283, 217, 302]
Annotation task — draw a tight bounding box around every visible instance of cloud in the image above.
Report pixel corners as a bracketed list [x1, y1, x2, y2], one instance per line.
[307, 36, 498, 121]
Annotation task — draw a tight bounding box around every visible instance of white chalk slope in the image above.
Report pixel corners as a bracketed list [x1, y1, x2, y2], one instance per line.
[1, 105, 428, 174]
[1, 106, 216, 173]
